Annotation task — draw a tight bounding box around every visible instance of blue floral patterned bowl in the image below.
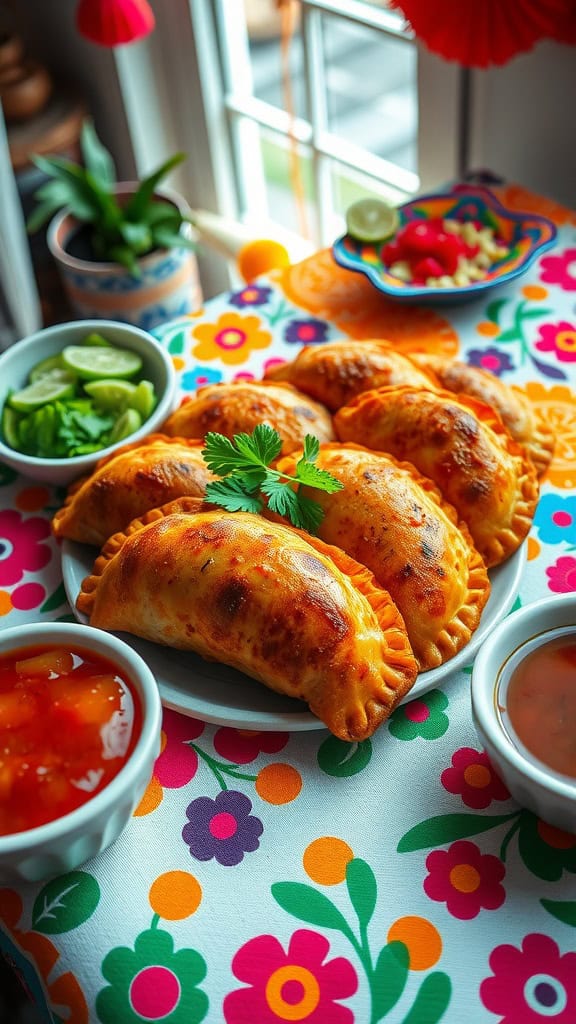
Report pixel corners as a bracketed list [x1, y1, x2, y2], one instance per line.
[332, 185, 557, 305]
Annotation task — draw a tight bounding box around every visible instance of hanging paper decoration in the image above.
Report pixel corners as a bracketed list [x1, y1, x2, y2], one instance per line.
[389, 0, 576, 68]
[75, 0, 155, 48]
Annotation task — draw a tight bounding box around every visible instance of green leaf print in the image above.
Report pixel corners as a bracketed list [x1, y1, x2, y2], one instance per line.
[398, 812, 520, 853]
[540, 899, 576, 927]
[372, 941, 409, 1021]
[317, 735, 372, 776]
[346, 858, 377, 929]
[485, 298, 508, 325]
[401, 972, 452, 1024]
[40, 582, 68, 612]
[168, 329, 186, 355]
[271, 882, 354, 940]
[32, 871, 100, 934]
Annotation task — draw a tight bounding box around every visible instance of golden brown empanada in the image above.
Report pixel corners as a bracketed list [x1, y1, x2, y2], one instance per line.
[265, 339, 436, 411]
[275, 443, 490, 671]
[52, 434, 215, 547]
[409, 353, 555, 477]
[334, 385, 539, 568]
[162, 380, 334, 454]
[77, 497, 418, 741]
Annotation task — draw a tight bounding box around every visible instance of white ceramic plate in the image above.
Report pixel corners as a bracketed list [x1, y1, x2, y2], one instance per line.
[61, 541, 526, 732]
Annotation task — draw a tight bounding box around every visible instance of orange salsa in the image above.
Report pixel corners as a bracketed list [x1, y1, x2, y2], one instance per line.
[0, 644, 141, 836]
[506, 635, 576, 778]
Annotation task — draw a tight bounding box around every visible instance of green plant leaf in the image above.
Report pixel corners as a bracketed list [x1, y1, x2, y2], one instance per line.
[124, 153, 187, 221]
[120, 221, 153, 253]
[401, 972, 451, 1024]
[372, 941, 409, 1020]
[317, 735, 372, 777]
[272, 882, 352, 935]
[397, 812, 520, 852]
[80, 118, 116, 188]
[540, 899, 576, 926]
[204, 477, 264, 513]
[346, 858, 377, 929]
[32, 872, 100, 934]
[153, 227, 196, 250]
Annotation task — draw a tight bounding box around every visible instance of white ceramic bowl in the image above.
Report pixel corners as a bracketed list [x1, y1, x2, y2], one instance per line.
[471, 594, 576, 832]
[0, 622, 162, 883]
[0, 319, 177, 485]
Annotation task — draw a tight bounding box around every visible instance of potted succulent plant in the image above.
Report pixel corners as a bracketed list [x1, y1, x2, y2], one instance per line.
[27, 119, 202, 331]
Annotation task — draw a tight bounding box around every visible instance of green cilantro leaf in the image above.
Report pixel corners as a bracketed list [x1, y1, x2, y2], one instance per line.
[201, 427, 344, 533]
[204, 477, 264, 514]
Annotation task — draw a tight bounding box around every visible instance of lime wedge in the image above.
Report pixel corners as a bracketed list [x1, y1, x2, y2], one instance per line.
[84, 378, 138, 410]
[110, 408, 143, 444]
[345, 198, 400, 243]
[62, 345, 143, 380]
[2, 405, 21, 450]
[8, 375, 76, 412]
[129, 380, 157, 419]
[82, 332, 112, 347]
[29, 355, 67, 382]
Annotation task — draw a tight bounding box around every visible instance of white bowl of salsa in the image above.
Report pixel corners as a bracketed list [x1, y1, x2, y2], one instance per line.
[0, 622, 162, 882]
[471, 594, 576, 833]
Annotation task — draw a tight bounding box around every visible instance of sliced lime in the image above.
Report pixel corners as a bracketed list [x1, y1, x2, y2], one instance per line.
[129, 379, 157, 419]
[82, 332, 112, 347]
[8, 375, 76, 412]
[109, 408, 143, 444]
[2, 405, 21, 450]
[28, 354, 67, 382]
[62, 345, 143, 380]
[345, 197, 400, 243]
[84, 378, 138, 410]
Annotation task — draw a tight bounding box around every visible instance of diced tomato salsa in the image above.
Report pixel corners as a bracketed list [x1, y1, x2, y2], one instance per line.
[0, 644, 141, 836]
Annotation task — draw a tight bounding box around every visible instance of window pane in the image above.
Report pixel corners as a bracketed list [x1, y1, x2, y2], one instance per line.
[321, 14, 418, 174]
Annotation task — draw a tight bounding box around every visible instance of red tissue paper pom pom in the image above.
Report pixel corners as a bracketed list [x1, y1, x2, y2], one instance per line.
[389, 0, 576, 68]
[76, 0, 155, 48]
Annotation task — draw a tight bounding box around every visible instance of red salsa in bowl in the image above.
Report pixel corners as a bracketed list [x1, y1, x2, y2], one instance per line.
[500, 629, 576, 780]
[0, 643, 142, 836]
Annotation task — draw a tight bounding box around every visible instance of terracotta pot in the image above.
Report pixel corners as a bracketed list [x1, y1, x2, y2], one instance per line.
[47, 184, 203, 332]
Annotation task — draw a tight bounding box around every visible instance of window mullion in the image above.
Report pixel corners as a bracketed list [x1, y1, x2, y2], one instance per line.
[301, 4, 333, 243]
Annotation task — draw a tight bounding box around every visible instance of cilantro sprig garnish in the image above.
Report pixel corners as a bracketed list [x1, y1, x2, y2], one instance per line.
[202, 424, 344, 533]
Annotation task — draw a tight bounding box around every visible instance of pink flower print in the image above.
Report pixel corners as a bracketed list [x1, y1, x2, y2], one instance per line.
[441, 747, 510, 809]
[535, 321, 576, 363]
[154, 710, 205, 789]
[0, 510, 51, 586]
[213, 727, 289, 765]
[424, 840, 505, 920]
[539, 248, 576, 291]
[481, 933, 576, 1023]
[546, 555, 576, 593]
[224, 929, 358, 1023]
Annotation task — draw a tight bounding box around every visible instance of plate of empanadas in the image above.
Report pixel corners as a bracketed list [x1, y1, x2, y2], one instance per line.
[55, 340, 547, 741]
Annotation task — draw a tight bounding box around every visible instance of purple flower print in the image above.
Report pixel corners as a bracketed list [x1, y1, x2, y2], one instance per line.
[182, 790, 263, 866]
[229, 284, 273, 308]
[467, 347, 515, 376]
[284, 318, 329, 345]
[539, 247, 576, 291]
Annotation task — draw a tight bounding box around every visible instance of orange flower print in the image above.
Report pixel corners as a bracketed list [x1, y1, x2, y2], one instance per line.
[192, 312, 272, 366]
[276, 249, 459, 357]
[516, 382, 576, 488]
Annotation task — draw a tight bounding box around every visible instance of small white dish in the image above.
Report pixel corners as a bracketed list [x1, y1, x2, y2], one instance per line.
[0, 319, 177, 485]
[61, 540, 525, 731]
[0, 622, 162, 883]
[472, 594, 576, 833]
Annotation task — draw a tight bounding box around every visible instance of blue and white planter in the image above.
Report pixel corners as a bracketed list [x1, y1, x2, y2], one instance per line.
[47, 184, 203, 332]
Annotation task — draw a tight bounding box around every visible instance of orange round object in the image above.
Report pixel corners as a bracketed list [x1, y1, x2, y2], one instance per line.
[236, 238, 290, 283]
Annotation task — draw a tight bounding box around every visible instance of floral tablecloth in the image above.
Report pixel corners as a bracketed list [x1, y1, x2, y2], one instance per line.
[1, 183, 576, 1024]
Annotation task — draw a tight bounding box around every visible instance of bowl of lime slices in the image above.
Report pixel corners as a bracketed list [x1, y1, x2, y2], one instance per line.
[0, 319, 177, 484]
